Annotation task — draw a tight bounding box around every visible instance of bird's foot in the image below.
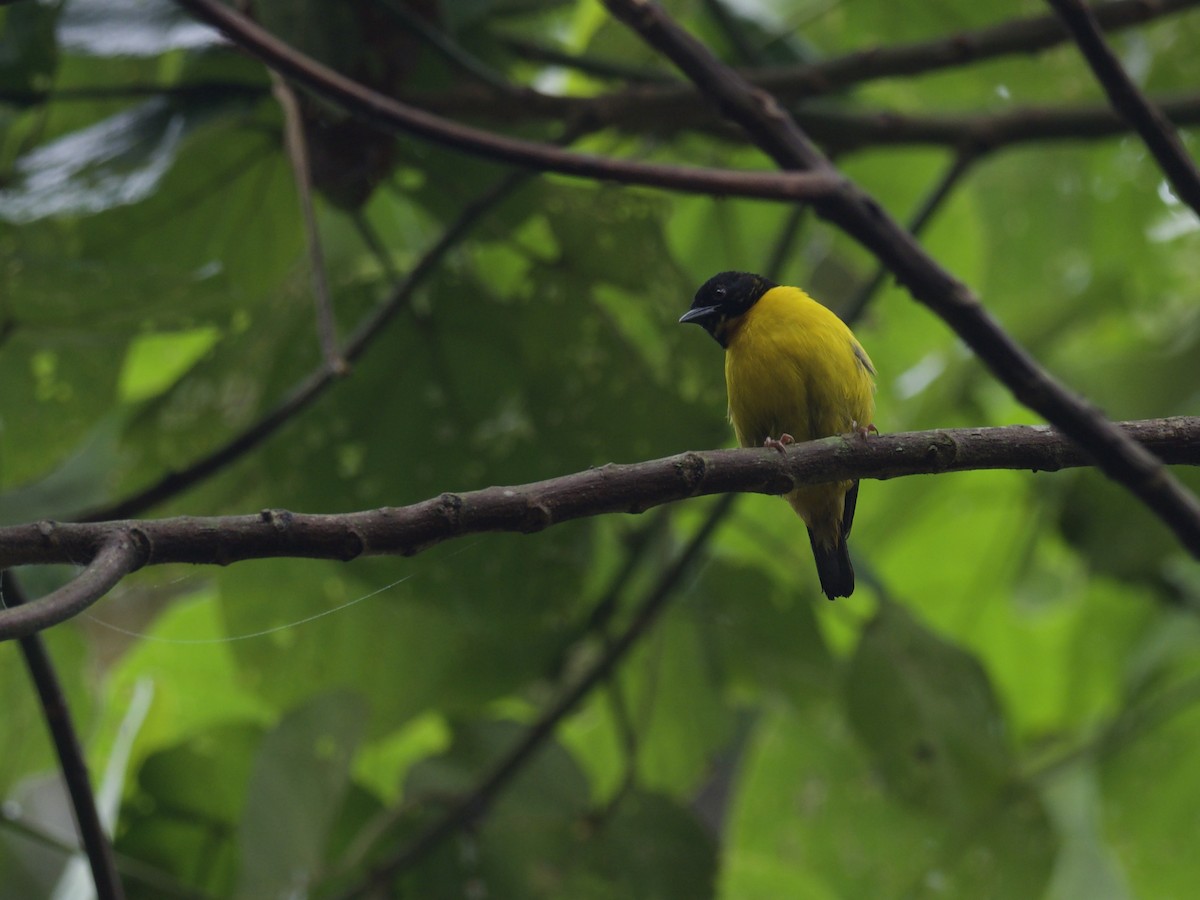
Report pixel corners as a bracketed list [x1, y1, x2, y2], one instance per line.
[851, 421, 879, 439]
[763, 433, 796, 454]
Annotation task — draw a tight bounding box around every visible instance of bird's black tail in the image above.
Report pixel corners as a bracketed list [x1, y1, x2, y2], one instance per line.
[808, 528, 855, 600]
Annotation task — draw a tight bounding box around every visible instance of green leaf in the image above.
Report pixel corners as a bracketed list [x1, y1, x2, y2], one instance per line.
[234, 691, 368, 898]
[1100, 693, 1200, 897]
[93, 584, 273, 767]
[397, 719, 591, 897]
[562, 791, 717, 899]
[118, 325, 221, 403]
[1042, 764, 1131, 900]
[118, 723, 263, 897]
[845, 602, 1012, 817]
[723, 700, 1056, 899]
[2, 99, 202, 223]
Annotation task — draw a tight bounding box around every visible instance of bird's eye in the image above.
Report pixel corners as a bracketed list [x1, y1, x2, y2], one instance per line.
[714, 286, 727, 298]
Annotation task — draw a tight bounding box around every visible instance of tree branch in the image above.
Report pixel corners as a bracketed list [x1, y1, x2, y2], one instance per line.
[1047, 0, 1200, 216]
[271, 72, 347, 374]
[14, 1, 1200, 159]
[603, 0, 1200, 557]
[3, 573, 125, 900]
[3, 418, 1199, 640]
[53, 0, 1188, 126]
[169, 0, 842, 203]
[753, 0, 1200, 101]
[10, 82, 1200, 156]
[798, 94, 1200, 153]
[0, 538, 142, 641]
[498, 34, 674, 84]
[412, 0, 1200, 138]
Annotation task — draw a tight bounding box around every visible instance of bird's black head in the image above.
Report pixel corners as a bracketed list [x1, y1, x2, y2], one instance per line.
[679, 271, 776, 347]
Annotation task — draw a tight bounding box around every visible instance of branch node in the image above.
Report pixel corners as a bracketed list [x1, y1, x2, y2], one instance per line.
[924, 433, 959, 470]
[260, 508, 296, 532]
[36, 520, 58, 544]
[950, 33, 978, 58]
[438, 493, 464, 530]
[754, 89, 789, 124]
[520, 500, 554, 533]
[674, 452, 709, 493]
[342, 529, 367, 561]
[126, 526, 153, 567]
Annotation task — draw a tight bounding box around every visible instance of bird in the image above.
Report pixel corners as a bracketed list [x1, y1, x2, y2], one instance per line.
[680, 271, 876, 599]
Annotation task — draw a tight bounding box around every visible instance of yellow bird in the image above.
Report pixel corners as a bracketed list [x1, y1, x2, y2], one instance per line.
[680, 271, 876, 599]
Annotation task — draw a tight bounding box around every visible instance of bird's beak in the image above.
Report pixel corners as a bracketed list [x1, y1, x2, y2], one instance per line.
[679, 305, 720, 325]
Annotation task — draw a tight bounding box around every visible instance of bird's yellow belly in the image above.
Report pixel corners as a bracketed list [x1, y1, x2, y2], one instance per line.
[724, 327, 871, 448]
[722, 296, 874, 542]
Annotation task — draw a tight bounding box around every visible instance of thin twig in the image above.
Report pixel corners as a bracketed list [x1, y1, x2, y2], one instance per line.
[336, 494, 736, 898]
[498, 35, 675, 84]
[800, 94, 1200, 154]
[0, 536, 142, 648]
[42, 79, 1189, 159]
[349, 208, 403, 285]
[80, 122, 591, 525]
[270, 72, 347, 374]
[169, 0, 842, 203]
[701, 0, 761, 66]
[1047, 0, 1200, 217]
[841, 149, 980, 322]
[3, 573, 126, 900]
[79, 166, 536, 523]
[762, 205, 808, 283]
[378, 0, 516, 93]
[603, 0, 1200, 557]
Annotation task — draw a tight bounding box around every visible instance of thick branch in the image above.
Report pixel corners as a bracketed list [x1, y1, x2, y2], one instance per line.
[169, 0, 842, 203]
[1048, 0, 1200, 216]
[603, 0, 1200, 557]
[0, 418, 1196, 614]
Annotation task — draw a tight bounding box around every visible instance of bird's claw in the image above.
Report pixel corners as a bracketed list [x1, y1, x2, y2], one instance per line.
[851, 421, 878, 439]
[763, 433, 796, 454]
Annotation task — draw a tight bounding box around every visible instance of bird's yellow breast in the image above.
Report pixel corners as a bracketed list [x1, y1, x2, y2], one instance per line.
[724, 285, 875, 448]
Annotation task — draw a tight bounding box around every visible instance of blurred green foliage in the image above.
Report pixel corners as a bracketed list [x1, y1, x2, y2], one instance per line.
[2, 0, 1200, 897]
